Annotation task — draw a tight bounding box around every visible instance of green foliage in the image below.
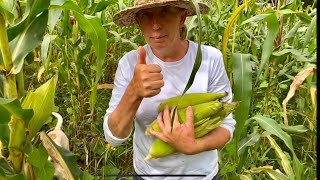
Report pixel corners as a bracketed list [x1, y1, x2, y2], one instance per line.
[0, 0, 317, 179]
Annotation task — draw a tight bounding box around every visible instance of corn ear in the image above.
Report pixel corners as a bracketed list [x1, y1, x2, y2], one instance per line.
[195, 119, 222, 138]
[145, 117, 222, 160]
[194, 117, 211, 127]
[144, 139, 176, 160]
[145, 116, 222, 160]
[178, 101, 223, 124]
[145, 102, 239, 160]
[157, 92, 227, 112]
[145, 101, 223, 135]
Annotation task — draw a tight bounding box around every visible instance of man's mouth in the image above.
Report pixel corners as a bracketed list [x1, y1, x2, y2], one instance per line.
[151, 35, 166, 40]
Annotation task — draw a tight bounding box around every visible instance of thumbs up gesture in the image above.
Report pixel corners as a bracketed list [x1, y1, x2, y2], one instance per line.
[130, 46, 164, 98]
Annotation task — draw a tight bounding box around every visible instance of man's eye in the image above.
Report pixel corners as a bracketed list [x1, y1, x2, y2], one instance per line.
[161, 9, 169, 15]
[140, 12, 151, 19]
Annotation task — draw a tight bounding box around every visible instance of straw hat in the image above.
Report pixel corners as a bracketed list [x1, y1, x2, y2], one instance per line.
[113, 0, 210, 26]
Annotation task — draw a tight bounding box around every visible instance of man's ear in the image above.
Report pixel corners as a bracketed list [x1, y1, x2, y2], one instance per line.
[180, 10, 187, 26]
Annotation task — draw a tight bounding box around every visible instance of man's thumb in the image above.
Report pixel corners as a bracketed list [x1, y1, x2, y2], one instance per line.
[137, 46, 146, 64]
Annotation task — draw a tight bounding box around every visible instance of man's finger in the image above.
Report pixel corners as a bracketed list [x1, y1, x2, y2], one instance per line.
[156, 112, 165, 130]
[172, 107, 180, 128]
[185, 106, 194, 128]
[137, 46, 146, 64]
[163, 105, 171, 133]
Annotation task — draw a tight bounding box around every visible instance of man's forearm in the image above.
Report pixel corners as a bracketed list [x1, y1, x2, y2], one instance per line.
[192, 127, 231, 154]
[108, 85, 143, 138]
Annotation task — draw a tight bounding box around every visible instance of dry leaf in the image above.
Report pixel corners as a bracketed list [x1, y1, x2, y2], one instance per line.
[282, 67, 316, 125]
[97, 83, 114, 89]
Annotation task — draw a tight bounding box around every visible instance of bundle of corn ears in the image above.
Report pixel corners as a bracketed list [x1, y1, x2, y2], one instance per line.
[144, 92, 239, 160]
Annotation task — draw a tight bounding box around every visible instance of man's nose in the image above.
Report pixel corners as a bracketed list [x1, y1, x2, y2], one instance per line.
[151, 16, 161, 30]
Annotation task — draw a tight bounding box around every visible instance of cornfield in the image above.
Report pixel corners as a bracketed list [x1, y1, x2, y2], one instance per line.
[0, 0, 316, 179]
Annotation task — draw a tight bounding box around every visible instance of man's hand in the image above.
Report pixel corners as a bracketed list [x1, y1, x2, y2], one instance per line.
[129, 46, 164, 98]
[148, 105, 199, 155]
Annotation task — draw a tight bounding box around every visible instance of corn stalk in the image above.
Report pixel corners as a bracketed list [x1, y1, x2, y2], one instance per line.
[0, 14, 17, 99]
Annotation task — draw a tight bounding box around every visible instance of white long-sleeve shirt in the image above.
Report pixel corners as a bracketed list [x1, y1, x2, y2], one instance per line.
[103, 40, 236, 180]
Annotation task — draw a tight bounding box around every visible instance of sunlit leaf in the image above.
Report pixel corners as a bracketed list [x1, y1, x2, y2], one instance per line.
[0, 1, 14, 24]
[22, 74, 58, 140]
[266, 135, 294, 179]
[243, 166, 290, 180]
[9, 10, 48, 74]
[40, 132, 83, 179]
[7, 0, 50, 41]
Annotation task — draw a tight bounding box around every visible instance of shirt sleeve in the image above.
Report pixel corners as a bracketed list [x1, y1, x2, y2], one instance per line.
[103, 54, 134, 147]
[207, 48, 236, 144]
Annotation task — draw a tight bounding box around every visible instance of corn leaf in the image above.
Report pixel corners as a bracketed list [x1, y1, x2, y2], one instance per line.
[28, 146, 55, 180]
[89, 0, 117, 15]
[48, 0, 65, 33]
[238, 132, 260, 155]
[282, 67, 316, 125]
[271, 49, 311, 62]
[40, 132, 83, 179]
[263, 169, 291, 180]
[232, 53, 252, 143]
[266, 135, 294, 179]
[239, 174, 253, 180]
[22, 74, 58, 140]
[9, 10, 48, 74]
[249, 115, 293, 152]
[256, 13, 279, 83]
[182, 0, 202, 95]
[222, 0, 253, 68]
[0, 1, 14, 24]
[168, 0, 202, 131]
[302, 15, 316, 53]
[0, 98, 33, 124]
[7, 0, 50, 41]
[295, 12, 312, 23]
[0, 157, 14, 177]
[292, 153, 303, 180]
[243, 166, 290, 180]
[0, 98, 33, 147]
[280, 124, 308, 134]
[241, 14, 271, 25]
[283, 21, 301, 40]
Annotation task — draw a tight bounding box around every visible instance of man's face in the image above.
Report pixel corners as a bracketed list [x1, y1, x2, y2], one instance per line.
[136, 6, 186, 50]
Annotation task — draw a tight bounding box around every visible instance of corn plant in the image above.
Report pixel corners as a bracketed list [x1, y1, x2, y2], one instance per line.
[0, 1, 83, 179]
[216, 0, 316, 179]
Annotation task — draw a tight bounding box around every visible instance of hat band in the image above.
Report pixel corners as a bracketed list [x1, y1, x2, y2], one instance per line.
[135, 0, 171, 6]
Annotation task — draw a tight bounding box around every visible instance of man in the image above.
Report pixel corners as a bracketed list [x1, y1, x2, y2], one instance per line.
[104, 0, 236, 179]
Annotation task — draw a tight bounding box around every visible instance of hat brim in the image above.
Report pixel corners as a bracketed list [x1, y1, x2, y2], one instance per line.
[113, 1, 209, 26]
